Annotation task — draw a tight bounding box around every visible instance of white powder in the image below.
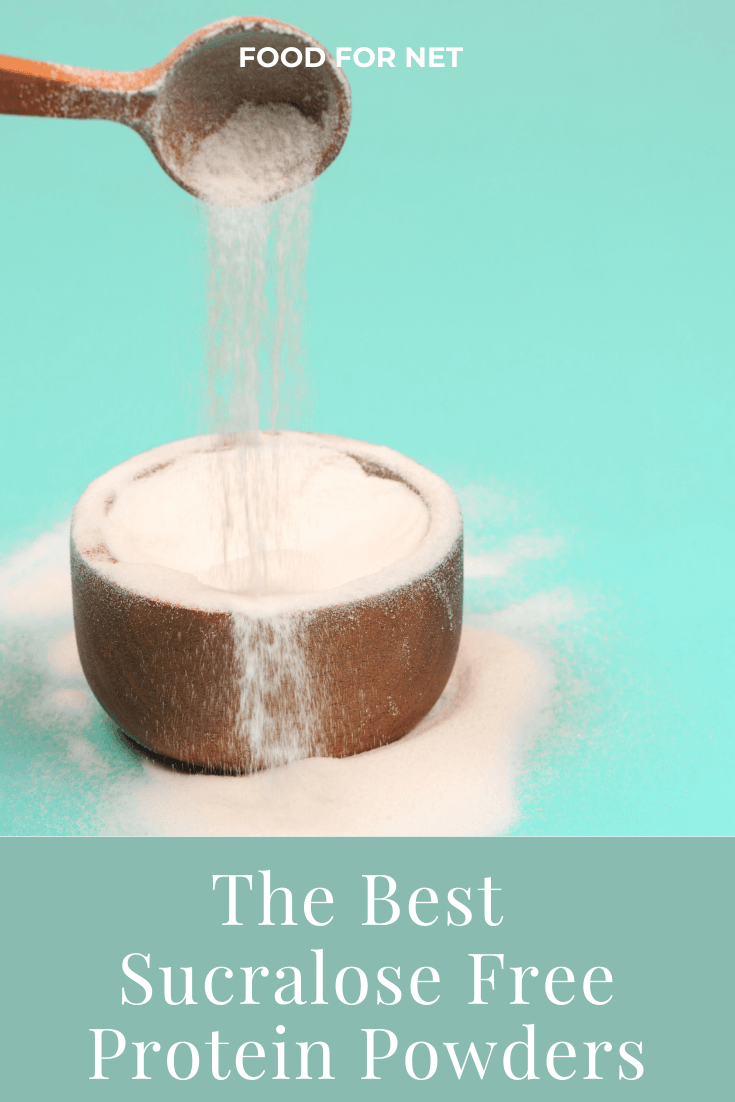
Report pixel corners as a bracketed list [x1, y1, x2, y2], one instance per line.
[50, 688, 90, 712]
[101, 438, 429, 599]
[73, 432, 458, 616]
[0, 525, 72, 620]
[465, 535, 564, 579]
[233, 614, 324, 772]
[183, 102, 324, 208]
[46, 632, 84, 677]
[0, 522, 97, 735]
[202, 188, 312, 435]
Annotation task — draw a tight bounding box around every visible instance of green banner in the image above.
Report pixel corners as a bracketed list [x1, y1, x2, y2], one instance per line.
[2, 837, 731, 1097]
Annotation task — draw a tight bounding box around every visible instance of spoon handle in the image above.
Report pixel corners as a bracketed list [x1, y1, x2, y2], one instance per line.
[0, 55, 155, 124]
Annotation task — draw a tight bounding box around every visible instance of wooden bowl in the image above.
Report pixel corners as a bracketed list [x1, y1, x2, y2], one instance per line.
[71, 432, 463, 772]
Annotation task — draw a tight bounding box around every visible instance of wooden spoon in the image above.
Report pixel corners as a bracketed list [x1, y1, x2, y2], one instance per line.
[0, 16, 351, 205]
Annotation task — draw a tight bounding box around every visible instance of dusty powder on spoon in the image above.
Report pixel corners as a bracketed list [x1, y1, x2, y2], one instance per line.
[184, 102, 323, 207]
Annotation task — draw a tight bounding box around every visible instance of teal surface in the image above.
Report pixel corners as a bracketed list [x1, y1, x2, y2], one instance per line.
[1, 1, 734, 834]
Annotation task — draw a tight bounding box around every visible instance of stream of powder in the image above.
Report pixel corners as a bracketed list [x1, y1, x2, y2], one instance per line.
[202, 187, 312, 436]
[233, 616, 324, 772]
[202, 187, 318, 766]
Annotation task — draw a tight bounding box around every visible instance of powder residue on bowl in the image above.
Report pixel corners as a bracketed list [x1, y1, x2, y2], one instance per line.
[180, 102, 324, 207]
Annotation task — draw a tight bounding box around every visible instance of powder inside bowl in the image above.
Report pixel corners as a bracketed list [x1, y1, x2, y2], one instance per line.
[179, 102, 324, 207]
[102, 438, 430, 600]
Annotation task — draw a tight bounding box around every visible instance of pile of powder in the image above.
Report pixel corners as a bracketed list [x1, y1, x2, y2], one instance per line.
[101, 439, 429, 599]
[182, 102, 323, 207]
[0, 514, 571, 836]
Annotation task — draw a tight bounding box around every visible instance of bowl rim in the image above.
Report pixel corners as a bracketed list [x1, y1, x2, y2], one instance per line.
[71, 430, 463, 617]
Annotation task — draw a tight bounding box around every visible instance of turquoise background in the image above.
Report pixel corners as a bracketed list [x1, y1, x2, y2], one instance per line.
[1, 1, 734, 834]
[2, 837, 732, 1097]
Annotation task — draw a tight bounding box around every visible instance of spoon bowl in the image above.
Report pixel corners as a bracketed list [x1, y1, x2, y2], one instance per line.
[0, 17, 351, 205]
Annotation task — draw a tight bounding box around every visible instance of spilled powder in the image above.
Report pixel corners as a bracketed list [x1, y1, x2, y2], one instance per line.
[126, 627, 550, 837]
[0, 526, 72, 618]
[183, 103, 323, 207]
[46, 632, 84, 677]
[0, 519, 564, 835]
